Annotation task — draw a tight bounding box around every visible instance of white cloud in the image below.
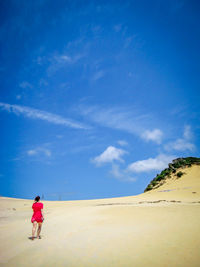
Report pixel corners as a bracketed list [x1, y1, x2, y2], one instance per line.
[16, 95, 21, 100]
[92, 146, 127, 165]
[117, 140, 128, 146]
[164, 125, 195, 152]
[127, 154, 175, 173]
[27, 148, 51, 157]
[110, 164, 136, 182]
[0, 102, 88, 129]
[141, 129, 163, 144]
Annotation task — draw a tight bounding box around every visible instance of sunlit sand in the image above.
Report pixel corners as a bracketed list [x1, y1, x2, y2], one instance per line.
[0, 165, 200, 267]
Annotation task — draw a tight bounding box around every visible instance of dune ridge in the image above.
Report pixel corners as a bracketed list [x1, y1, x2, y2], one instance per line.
[0, 164, 200, 267]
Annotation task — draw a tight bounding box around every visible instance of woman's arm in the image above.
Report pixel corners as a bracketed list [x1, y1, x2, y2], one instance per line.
[41, 209, 44, 219]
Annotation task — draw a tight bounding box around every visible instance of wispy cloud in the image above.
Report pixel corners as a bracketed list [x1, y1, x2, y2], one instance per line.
[0, 102, 88, 129]
[27, 147, 51, 157]
[117, 140, 128, 146]
[55, 55, 72, 63]
[127, 154, 175, 173]
[164, 138, 195, 151]
[164, 125, 195, 152]
[92, 70, 105, 81]
[92, 146, 127, 166]
[183, 125, 192, 139]
[19, 81, 33, 89]
[79, 105, 144, 133]
[165, 139, 195, 152]
[141, 129, 163, 144]
[110, 164, 136, 182]
[56, 135, 63, 139]
[79, 105, 163, 143]
[47, 52, 85, 75]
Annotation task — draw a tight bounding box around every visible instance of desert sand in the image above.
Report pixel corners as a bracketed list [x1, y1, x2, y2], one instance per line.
[0, 165, 200, 267]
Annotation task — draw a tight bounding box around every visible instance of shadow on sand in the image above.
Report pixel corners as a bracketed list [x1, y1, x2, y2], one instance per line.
[28, 236, 42, 240]
[28, 237, 35, 240]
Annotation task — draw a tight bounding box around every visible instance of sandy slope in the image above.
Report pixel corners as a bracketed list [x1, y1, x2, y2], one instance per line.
[0, 165, 200, 267]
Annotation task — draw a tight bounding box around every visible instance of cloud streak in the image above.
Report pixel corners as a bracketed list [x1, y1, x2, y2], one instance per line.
[79, 105, 163, 143]
[0, 102, 88, 129]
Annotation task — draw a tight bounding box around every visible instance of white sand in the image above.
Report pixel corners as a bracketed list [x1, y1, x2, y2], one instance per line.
[0, 165, 200, 267]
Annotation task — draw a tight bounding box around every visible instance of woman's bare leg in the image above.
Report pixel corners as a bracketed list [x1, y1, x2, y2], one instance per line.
[32, 221, 37, 240]
[37, 223, 42, 238]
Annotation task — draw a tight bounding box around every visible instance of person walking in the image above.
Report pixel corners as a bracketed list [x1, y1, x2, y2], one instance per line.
[31, 196, 44, 240]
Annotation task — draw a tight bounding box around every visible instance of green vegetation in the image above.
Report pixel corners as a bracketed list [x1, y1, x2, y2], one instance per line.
[144, 157, 200, 192]
[177, 171, 184, 178]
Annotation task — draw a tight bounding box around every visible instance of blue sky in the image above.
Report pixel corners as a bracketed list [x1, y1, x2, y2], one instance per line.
[0, 0, 200, 200]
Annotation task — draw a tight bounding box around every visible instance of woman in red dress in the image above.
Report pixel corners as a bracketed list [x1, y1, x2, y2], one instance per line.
[31, 196, 44, 240]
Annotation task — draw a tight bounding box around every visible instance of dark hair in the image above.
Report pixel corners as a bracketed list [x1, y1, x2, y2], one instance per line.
[34, 196, 40, 202]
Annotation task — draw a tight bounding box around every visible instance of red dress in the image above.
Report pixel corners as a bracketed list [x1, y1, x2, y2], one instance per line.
[31, 202, 43, 223]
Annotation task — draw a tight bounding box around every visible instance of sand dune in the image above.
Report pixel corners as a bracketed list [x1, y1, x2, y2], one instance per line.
[0, 165, 200, 267]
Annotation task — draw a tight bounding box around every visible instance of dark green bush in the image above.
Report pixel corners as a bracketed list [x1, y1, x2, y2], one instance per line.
[177, 171, 184, 178]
